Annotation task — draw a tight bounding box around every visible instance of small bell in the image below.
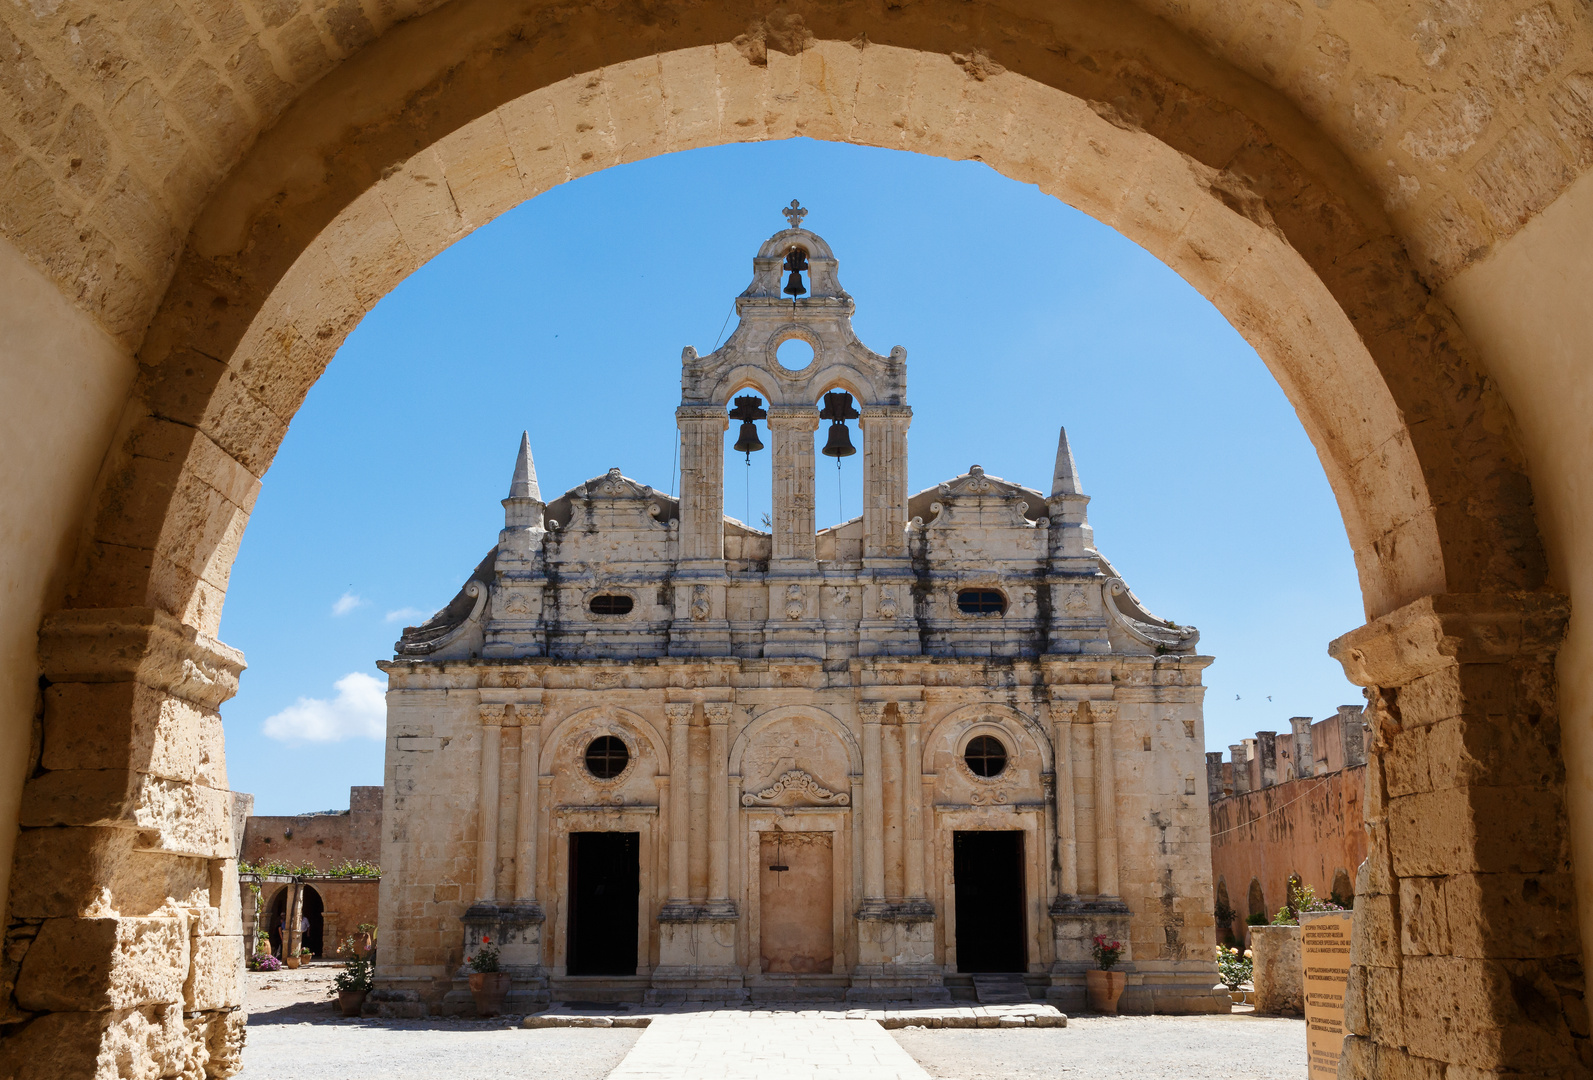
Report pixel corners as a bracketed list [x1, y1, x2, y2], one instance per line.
[728, 394, 768, 458]
[782, 246, 809, 298]
[818, 390, 860, 459]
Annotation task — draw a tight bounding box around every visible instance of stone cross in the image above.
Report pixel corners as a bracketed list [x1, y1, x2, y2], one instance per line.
[782, 199, 807, 230]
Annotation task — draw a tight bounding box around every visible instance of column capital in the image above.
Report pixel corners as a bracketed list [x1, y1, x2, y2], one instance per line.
[664, 703, 694, 724]
[703, 702, 734, 725]
[513, 702, 545, 726]
[677, 404, 729, 428]
[858, 701, 887, 724]
[1048, 697, 1086, 722]
[1329, 591, 1568, 687]
[478, 703, 510, 726]
[766, 405, 820, 431]
[1087, 700, 1119, 723]
[896, 701, 925, 723]
[859, 404, 913, 423]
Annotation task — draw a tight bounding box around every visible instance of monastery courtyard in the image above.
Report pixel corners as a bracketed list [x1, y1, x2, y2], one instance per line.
[235, 968, 1300, 1079]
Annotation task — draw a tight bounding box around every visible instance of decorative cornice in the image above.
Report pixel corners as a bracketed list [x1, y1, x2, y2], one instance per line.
[741, 769, 850, 807]
[38, 607, 246, 710]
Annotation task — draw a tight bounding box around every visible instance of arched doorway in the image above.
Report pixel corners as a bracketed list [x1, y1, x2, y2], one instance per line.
[3, 10, 1585, 1077]
[265, 885, 325, 959]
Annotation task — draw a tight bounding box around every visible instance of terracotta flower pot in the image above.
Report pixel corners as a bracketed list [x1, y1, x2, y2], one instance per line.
[469, 971, 512, 1016]
[1086, 969, 1126, 1013]
[283, 956, 301, 970]
[337, 988, 370, 1017]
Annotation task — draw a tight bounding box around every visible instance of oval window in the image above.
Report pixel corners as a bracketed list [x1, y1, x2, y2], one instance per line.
[589, 594, 634, 616]
[956, 589, 1007, 615]
[964, 735, 1008, 778]
[584, 736, 630, 779]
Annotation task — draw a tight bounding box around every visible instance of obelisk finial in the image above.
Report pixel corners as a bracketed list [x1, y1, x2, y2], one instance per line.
[782, 200, 807, 230]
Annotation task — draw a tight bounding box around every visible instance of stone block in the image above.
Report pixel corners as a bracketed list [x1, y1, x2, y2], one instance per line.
[1399, 877, 1451, 956]
[22, 770, 234, 857]
[0, 1004, 196, 1080]
[42, 681, 216, 782]
[7, 826, 212, 919]
[1363, 963, 1405, 1049]
[15, 914, 188, 1012]
[1388, 786, 1566, 877]
[1401, 955, 1573, 1072]
[1444, 872, 1580, 960]
[1352, 893, 1399, 968]
[185, 933, 242, 1011]
[1250, 924, 1301, 1015]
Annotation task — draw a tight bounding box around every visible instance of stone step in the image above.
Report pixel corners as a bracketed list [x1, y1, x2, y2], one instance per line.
[970, 974, 1031, 1004]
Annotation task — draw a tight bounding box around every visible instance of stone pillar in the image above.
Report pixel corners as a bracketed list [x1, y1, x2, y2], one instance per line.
[665, 703, 693, 902]
[704, 703, 733, 905]
[1230, 743, 1250, 795]
[858, 405, 912, 561]
[676, 406, 728, 563]
[514, 703, 544, 901]
[1338, 704, 1368, 768]
[1206, 751, 1225, 802]
[899, 702, 926, 900]
[1091, 701, 1120, 898]
[1288, 716, 1314, 779]
[2, 609, 248, 1076]
[859, 702, 887, 900]
[767, 407, 819, 563]
[477, 704, 505, 902]
[286, 882, 306, 959]
[1050, 696, 1081, 896]
[1330, 593, 1586, 1079]
[1254, 731, 1277, 788]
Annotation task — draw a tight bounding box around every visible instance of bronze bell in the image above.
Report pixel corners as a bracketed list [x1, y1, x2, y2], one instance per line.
[782, 246, 809, 298]
[818, 390, 860, 459]
[728, 394, 767, 457]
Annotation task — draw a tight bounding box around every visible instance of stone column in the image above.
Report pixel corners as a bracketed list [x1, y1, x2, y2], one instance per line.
[1050, 697, 1081, 896]
[665, 703, 693, 902]
[1329, 594, 1587, 1079]
[1338, 704, 1368, 767]
[1254, 731, 1277, 788]
[287, 882, 306, 959]
[1288, 716, 1314, 779]
[477, 704, 506, 902]
[767, 407, 819, 563]
[1090, 701, 1120, 898]
[858, 406, 912, 561]
[899, 702, 926, 899]
[1229, 744, 1250, 795]
[859, 702, 887, 900]
[1206, 751, 1225, 801]
[514, 703, 544, 901]
[705, 703, 733, 904]
[676, 406, 729, 563]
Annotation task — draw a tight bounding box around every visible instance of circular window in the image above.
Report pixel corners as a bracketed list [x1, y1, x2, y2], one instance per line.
[584, 736, 630, 779]
[957, 589, 1007, 615]
[964, 735, 1008, 778]
[589, 594, 633, 616]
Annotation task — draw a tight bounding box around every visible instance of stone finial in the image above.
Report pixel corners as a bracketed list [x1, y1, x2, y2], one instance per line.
[782, 199, 807, 230]
[508, 431, 541, 501]
[1051, 426, 1084, 497]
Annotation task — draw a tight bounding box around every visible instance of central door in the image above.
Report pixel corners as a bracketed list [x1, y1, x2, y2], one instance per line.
[759, 831, 833, 974]
[567, 831, 640, 976]
[953, 830, 1026, 972]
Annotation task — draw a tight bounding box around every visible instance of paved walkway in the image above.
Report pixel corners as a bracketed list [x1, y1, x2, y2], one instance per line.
[605, 1011, 932, 1080]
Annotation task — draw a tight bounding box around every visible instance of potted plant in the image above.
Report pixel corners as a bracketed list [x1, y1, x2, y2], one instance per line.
[283, 950, 300, 970]
[1086, 934, 1126, 1013]
[468, 936, 511, 1016]
[299, 946, 314, 966]
[333, 936, 374, 1016]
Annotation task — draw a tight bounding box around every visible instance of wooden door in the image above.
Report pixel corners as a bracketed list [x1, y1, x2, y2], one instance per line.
[759, 832, 833, 974]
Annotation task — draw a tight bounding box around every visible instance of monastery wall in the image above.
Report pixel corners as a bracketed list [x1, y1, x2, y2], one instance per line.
[239, 785, 383, 869]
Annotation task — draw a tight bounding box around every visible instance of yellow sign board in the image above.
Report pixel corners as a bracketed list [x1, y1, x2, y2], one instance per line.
[1301, 911, 1353, 1079]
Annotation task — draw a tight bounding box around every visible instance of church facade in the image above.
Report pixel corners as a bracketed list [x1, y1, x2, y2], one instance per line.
[374, 208, 1226, 1013]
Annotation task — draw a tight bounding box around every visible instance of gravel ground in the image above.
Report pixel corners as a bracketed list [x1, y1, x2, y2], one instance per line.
[892, 1013, 1307, 1079]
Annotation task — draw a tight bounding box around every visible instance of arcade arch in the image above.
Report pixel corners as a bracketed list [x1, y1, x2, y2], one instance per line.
[3, 8, 1587, 1078]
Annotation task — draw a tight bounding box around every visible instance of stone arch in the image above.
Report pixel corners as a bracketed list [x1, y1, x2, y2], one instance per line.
[1331, 867, 1354, 909]
[1248, 878, 1267, 923]
[539, 705, 668, 776]
[923, 702, 1051, 775]
[729, 704, 862, 779]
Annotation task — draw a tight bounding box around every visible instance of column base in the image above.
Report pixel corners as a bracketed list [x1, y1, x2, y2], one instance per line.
[852, 900, 942, 998]
[645, 968, 749, 1004]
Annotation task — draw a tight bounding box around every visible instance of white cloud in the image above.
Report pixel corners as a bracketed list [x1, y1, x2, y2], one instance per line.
[385, 607, 426, 624]
[262, 672, 386, 743]
[331, 591, 365, 616]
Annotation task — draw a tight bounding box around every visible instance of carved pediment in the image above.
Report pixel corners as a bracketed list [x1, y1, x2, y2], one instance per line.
[741, 769, 850, 807]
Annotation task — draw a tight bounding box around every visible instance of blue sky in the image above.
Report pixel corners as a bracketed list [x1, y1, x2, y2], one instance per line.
[220, 138, 1363, 815]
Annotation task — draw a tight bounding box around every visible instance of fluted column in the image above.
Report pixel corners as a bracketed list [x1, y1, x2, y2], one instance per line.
[514, 702, 544, 901]
[1049, 695, 1080, 897]
[677, 406, 729, 564]
[768, 407, 819, 563]
[477, 704, 507, 902]
[858, 405, 912, 561]
[899, 702, 926, 899]
[705, 703, 733, 902]
[859, 702, 887, 899]
[1090, 701, 1120, 898]
[665, 703, 693, 902]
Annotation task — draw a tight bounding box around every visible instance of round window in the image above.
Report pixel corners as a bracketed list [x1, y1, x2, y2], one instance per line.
[964, 735, 1008, 778]
[584, 736, 630, 779]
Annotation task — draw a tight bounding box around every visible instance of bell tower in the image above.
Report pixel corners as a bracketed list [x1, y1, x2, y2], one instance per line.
[672, 203, 918, 657]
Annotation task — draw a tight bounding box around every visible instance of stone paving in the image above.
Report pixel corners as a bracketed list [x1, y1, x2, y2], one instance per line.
[605, 1010, 933, 1080]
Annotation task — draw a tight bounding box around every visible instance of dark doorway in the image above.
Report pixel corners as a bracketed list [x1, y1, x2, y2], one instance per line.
[265, 884, 325, 958]
[953, 830, 1026, 973]
[567, 832, 640, 976]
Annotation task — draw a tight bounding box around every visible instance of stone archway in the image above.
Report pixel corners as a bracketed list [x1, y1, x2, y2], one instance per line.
[5, 7, 1584, 1078]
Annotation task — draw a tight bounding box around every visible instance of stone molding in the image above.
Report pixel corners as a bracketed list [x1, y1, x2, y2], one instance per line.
[1330, 590, 1569, 687]
[39, 607, 245, 711]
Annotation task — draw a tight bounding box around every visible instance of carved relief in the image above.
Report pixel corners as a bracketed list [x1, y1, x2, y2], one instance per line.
[691, 585, 710, 621]
[742, 770, 851, 807]
[784, 584, 804, 620]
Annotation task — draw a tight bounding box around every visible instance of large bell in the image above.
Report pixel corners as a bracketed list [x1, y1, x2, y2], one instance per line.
[821, 420, 856, 458]
[782, 246, 809, 298]
[727, 394, 768, 458]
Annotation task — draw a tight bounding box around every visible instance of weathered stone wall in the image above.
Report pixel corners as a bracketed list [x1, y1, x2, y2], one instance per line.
[1251, 923, 1303, 1017]
[240, 785, 382, 869]
[1210, 766, 1368, 942]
